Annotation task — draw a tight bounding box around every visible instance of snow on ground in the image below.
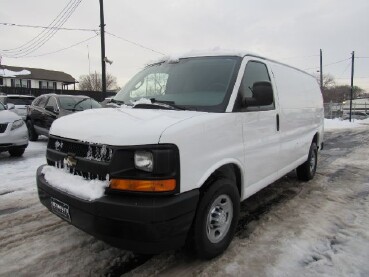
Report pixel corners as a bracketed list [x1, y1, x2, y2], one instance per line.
[324, 118, 369, 130]
[1, 125, 369, 276]
[0, 138, 130, 276]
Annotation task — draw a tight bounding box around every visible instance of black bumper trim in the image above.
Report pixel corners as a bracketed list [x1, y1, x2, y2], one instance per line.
[36, 165, 199, 254]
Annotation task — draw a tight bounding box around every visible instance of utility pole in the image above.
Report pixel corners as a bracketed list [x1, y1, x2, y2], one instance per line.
[99, 0, 107, 94]
[320, 49, 323, 89]
[349, 51, 355, 122]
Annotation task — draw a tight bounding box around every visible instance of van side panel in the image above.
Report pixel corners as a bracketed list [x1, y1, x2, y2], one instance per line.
[159, 113, 245, 194]
[269, 62, 324, 171]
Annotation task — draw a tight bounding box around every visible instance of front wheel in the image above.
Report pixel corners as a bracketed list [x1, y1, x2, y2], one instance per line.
[9, 147, 25, 157]
[26, 120, 38, 141]
[297, 142, 318, 181]
[191, 178, 240, 259]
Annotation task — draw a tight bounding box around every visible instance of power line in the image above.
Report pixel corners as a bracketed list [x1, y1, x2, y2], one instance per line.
[324, 57, 351, 67]
[8, 0, 82, 57]
[106, 31, 165, 56]
[0, 22, 97, 32]
[24, 34, 99, 58]
[303, 57, 351, 70]
[0, 0, 83, 58]
[280, 54, 319, 61]
[338, 60, 352, 79]
[1, 0, 77, 52]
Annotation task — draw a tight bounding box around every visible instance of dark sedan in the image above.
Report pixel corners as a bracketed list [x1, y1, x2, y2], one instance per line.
[26, 94, 101, 141]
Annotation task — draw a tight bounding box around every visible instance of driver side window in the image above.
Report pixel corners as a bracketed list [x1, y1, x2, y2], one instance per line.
[130, 73, 168, 99]
[45, 97, 58, 111]
[234, 61, 274, 112]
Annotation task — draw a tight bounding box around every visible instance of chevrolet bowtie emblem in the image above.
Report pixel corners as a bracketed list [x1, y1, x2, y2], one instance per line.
[64, 155, 77, 168]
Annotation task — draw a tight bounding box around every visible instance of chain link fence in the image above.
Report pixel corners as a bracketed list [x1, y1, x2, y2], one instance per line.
[324, 100, 369, 119]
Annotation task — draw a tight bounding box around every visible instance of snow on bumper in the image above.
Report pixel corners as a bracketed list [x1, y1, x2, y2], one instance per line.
[41, 165, 109, 201]
[36, 165, 199, 253]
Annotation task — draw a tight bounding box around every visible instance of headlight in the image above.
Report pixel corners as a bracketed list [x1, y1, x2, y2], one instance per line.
[11, 119, 24, 131]
[134, 151, 153, 172]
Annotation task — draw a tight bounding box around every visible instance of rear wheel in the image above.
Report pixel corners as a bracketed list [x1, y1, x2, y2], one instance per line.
[297, 142, 318, 181]
[9, 147, 25, 157]
[26, 120, 38, 141]
[191, 178, 240, 259]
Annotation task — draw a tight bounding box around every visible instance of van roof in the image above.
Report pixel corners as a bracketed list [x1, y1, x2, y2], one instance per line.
[150, 49, 314, 78]
[151, 49, 255, 63]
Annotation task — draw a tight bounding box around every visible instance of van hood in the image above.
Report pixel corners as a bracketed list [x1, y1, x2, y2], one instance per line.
[50, 107, 204, 146]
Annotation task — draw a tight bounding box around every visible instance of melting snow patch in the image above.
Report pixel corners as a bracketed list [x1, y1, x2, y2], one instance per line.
[0, 69, 31, 77]
[41, 165, 109, 201]
[324, 118, 369, 130]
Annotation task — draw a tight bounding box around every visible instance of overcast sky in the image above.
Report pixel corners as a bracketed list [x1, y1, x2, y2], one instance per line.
[1, 0, 369, 91]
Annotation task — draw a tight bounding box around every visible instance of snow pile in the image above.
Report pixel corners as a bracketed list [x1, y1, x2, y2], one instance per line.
[41, 165, 109, 201]
[324, 118, 369, 130]
[0, 69, 31, 77]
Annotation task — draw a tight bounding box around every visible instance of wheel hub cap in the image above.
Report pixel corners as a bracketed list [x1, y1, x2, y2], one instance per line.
[206, 194, 233, 243]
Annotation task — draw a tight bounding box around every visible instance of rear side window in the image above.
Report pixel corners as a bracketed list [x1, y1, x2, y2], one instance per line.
[234, 61, 274, 112]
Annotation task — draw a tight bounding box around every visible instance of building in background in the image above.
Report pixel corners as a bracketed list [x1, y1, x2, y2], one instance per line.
[0, 65, 76, 91]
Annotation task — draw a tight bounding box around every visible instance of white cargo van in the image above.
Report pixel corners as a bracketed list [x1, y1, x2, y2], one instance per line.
[36, 50, 324, 259]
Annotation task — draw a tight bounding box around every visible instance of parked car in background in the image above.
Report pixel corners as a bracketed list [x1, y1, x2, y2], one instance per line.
[342, 111, 369, 120]
[0, 101, 28, 157]
[0, 94, 35, 120]
[26, 94, 101, 141]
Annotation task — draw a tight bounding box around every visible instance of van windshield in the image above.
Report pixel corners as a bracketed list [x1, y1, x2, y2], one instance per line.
[114, 56, 241, 112]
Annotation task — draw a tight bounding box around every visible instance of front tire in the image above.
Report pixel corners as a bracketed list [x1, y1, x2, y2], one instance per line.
[191, 178, 240, 259]
[26, 120, 38, 141]
[297, 142, 318, 181]
[9, 147, 25, 157]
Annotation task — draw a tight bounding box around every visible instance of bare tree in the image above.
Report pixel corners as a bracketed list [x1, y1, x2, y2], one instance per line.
[79, 72, 119, 91]
[322, 74, 336, 89]
[314, 73, 335, 89]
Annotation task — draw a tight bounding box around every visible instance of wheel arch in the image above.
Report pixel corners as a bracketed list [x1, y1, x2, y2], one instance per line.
[197, 160, 243, 199]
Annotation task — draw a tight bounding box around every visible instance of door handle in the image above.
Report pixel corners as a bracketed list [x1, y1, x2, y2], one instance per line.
[276, 114, 280, 131]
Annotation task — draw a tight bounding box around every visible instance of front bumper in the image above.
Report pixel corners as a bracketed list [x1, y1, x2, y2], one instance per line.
[0, 124, 28, 151]
[36, 165, 199, 254]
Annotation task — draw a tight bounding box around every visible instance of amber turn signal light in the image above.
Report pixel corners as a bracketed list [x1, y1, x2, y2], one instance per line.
[110, 179, 176, 192]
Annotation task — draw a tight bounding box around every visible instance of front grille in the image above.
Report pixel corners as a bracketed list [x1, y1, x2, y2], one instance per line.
[48, 137, 114, 163]
[0, 123, 8, 133]
[51, 161, 107, 181]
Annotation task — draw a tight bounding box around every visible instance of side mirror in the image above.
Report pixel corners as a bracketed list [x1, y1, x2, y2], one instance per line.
[7, 103, 15, 110]
[243, 81, 274, 107]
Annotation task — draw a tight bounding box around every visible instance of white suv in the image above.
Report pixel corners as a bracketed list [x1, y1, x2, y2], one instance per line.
[0, 102, 29, 156]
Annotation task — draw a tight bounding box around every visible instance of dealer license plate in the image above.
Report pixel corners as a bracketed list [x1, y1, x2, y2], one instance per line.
[50, 197, 71, 222]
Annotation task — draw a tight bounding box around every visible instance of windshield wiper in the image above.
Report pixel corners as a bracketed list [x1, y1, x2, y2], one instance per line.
[110, 99, 125, 105]
[149, 98, 187, 110]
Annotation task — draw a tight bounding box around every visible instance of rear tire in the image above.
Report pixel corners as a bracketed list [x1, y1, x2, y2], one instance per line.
[191, 178, 240, 259]
[26, 120, 38, 141]
[297, 142, 318, 181]
[9, 147, 25, 157]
